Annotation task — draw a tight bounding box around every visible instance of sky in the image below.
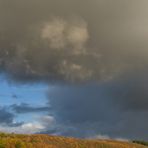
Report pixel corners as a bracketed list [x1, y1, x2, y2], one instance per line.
[0, 0, 148, 140]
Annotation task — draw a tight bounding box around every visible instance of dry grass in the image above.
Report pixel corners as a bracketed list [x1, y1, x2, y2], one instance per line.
[0, 133, 147, 148]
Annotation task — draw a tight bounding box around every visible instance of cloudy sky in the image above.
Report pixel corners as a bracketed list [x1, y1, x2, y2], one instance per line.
[0, 0, 148, 140]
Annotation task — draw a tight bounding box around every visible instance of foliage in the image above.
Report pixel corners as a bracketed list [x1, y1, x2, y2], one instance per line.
[0, 144, 5, 148]
[0, 141, 5, 148]
[15, 141, 25, 148]
[133, 140, 148, 146]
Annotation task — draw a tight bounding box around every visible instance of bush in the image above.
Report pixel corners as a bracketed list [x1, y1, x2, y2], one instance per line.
[15, 141, 25, 148]
[132, 140, 148, 146]
[0, 142, 5, 148]
[0, 133, 7, 138]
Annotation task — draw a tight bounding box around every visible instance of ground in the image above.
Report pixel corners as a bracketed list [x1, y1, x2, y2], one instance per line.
[0, 133, 147, 148]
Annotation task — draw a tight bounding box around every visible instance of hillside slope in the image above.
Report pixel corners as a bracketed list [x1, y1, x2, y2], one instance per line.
[0, 133, 147, 148]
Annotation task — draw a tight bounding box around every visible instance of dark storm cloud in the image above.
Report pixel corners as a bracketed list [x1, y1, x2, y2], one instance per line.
[11, 103, 50, 114]
[0, 107, 23, 127]
[0, 108, 14, 124]
[47, 84, 116, 138]
[107, 72, 148, 111]
[48, 83, 148, 140]
[0, 0, 148, 139]
[49, 84, 116, 124]
[0, 0, 148, 83]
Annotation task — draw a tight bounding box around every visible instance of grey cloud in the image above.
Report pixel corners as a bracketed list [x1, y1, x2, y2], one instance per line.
[48, 83, 148, 140]
[0, 0, 148, 140]
[11, 103, 50, 114]
[0, 108, 14, 125]
[0, 107, 23, 127]
[105, 71, 148, 111]
[0, 0, 148, 83]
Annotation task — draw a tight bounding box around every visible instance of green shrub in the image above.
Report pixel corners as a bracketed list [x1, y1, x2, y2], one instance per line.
[133, 140, 148, 146]
[0, 133, 7, 138]
[30, 139, 38, 143]
[15, 141, 25, 148]
[0, 142, 5, 148]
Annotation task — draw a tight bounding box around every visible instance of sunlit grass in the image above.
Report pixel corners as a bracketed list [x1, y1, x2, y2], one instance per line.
[0, 133, 147, 148]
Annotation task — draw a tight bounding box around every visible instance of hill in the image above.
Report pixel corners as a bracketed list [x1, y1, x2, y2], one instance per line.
[0, 133, 147, 148]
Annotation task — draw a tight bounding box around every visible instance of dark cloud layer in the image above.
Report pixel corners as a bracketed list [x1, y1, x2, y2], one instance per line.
[0, 0, 148, 83]
[0, 0, 148, 140]
[0, 107, 23, 127]
[11, 103, 50, 114]
[49, 83, 148, 140]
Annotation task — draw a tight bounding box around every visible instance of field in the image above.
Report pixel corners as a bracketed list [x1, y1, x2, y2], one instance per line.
[0, 133, 147, 148]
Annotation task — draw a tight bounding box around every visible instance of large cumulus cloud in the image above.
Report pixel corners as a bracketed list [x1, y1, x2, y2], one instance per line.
[0, 0, 148, 140]
[1, 0, 148, 83]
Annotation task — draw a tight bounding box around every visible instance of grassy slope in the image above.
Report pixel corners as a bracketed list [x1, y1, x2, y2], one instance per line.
[0, 133, 147, 148]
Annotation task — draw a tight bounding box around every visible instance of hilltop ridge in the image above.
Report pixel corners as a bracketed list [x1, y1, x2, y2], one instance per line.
[0, 133, 147, 148]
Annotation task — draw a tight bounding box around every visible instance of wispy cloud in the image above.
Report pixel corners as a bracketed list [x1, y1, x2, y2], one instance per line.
[11, 103, 50, 114]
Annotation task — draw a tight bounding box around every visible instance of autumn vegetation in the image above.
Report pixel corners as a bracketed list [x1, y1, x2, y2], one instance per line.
[0, 133, 147, 148]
